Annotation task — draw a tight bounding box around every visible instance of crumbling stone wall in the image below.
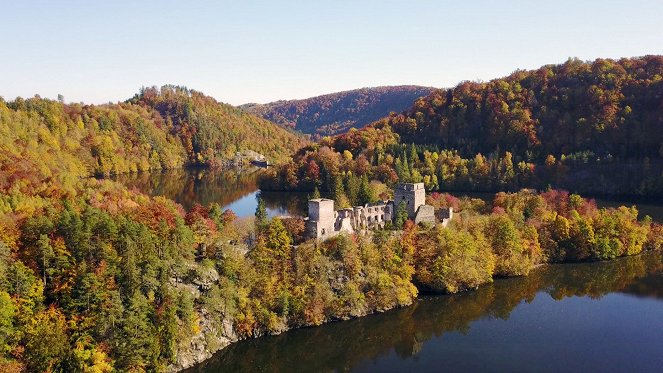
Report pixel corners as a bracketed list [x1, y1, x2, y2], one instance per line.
[394, 182, 426, 219]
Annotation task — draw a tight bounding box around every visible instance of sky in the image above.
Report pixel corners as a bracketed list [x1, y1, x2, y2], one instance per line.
[1, 0, 662, 105]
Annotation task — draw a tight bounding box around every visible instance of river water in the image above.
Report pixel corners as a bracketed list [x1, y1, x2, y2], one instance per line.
[181, 253, 663, 373]
[112, 168, 663, 222]
[113, 168, 663, 372]
[112, 167, 308, 217]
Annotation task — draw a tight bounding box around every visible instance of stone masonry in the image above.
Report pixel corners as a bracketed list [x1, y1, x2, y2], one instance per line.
[305, 183, 450, 240]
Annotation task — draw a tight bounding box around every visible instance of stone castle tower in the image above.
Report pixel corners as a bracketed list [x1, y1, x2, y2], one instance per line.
[307, 198, 336, 239]
[305, 182, 441, 240]
[393, 182, 426, 219]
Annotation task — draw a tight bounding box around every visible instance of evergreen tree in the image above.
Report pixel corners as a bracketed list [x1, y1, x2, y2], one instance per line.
[255, 197, 268, 230]
[331, 174, 346, 203]
[117, 290, 157, 370]
[344, 173, 360, 206]
[395, 201, 409, 229]
[409, 143, 418, 166]
[357, 174, 375, 205]
[311, 185, 321, 199]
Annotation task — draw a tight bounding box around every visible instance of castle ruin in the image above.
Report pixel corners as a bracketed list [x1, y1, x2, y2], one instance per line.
[305, 182, 452, 240]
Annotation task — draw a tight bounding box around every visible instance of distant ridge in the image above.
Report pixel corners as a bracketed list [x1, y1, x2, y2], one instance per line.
[240, 85, 436, 137]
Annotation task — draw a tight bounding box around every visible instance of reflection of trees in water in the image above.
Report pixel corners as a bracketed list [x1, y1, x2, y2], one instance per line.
[258, 191, 308, 217]
[185, 253, 663, 373]
[112, 169, 309, 216]
[112, 168, 261, 210]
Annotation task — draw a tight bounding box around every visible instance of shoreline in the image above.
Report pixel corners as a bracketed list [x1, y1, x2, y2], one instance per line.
[172, 250, 662, 372]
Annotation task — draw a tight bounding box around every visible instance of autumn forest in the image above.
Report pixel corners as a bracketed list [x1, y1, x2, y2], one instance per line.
[1, 56, 662, 372]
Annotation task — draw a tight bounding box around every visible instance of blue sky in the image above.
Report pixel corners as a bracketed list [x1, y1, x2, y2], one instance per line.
[1, 0, 662, 105]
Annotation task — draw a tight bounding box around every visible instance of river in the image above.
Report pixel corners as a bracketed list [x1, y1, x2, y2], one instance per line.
[112, 167, 663, 222]
[112, 168, 663, 372]
[181, 253, 663, 373]
[111, 167, 308, 217]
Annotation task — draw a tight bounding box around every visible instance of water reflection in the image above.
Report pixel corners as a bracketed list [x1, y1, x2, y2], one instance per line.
[111, 169, 663, 222]
[112, 168, 307, 217]
[185, 253, 663, 373]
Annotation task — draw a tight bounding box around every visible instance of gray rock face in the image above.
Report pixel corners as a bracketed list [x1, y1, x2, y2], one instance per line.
[167, 265, 237, 372]
[168, 311, 238, 372]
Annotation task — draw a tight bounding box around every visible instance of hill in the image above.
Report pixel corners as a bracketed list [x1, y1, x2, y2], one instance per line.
[384, 56, 663, 161]
[0, 86, 307, 196]
[261, 56, 663, 197]
[241, 85, 436, 137]
[130, 86, 307, 166]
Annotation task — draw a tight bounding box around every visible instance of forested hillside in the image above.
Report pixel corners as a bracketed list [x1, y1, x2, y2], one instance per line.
[262, 56, 663, 197]
[386, 56, 663, 161]
[0, 85, 306, 187]
[1, 59, 662, 372]
[241, 86, 435, 137]
[130, 86, 307, 166]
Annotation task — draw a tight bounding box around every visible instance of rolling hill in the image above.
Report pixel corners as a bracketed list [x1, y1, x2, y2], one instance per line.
[261, 56, 663, 197]
[241, 85, 436, 137]
[0, 85, 308, 197]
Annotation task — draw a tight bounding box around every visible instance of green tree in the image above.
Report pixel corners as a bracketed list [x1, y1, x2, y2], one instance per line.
[418, 226, 495, 293]
[255, 197, 268, 230]
[486, 215, 532, 276]
[357, 175, 375, 205]
[0, 291, 15, 354]
[344, 173, 360, 205]
[311, 185, 321, 199]
[23, 307, 70, 372]
[267, 219, 292, 281]
[395, 201, 408, 229]
[116, 290, 157, 370]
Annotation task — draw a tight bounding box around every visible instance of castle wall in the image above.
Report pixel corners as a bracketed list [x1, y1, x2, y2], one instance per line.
[353, 202, 393, 230]
[306, 183, 451, 240]
[306, 199, 336, 239]
[308, 199, 334, 221]
[394, 182, 425, 219]
[439, 207, 454, 227]
[414, 205, 435, 225]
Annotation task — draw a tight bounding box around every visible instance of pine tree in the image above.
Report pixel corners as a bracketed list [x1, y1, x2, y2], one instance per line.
[402, 157, 411, 183]
[409, 143, 418, 166]
[311, 185, 321, 199]
[117, 290, 157, 370]
[332, 175, 346, 203]
[255, 197, 268, 230]
[357, 175, 375, 205]
[345, 173, 360, 205]
[395, 201, 409, 229]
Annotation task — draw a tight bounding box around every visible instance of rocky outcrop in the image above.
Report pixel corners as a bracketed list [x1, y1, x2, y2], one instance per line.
[168, 265, 238, 372]
[168, 313, 237, 372]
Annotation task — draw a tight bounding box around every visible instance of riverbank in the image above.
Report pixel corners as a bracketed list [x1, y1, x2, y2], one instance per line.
[177, 251, 663, 372]
[160, 186, 663, 371]
[3, 165, 660, 372]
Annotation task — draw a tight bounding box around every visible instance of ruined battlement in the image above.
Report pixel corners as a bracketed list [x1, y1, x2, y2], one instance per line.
[308, 198, 334, 221]
[394, 182, 425, 191]
[305, 182, 446, 240]
[394, 182, 426, 219]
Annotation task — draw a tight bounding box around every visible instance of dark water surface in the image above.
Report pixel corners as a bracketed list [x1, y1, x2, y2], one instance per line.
[111, 168, 308, 217]
[112, 168, 663, 222]
[185, 253, 663, 373]
[113, 170, 663, 372]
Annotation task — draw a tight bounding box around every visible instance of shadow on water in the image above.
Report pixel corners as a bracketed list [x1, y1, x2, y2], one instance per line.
[111, 168, 308, 217]
[185, 253, 663, 373]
